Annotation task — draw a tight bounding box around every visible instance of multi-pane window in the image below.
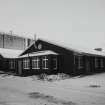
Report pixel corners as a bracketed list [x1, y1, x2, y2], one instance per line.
[23, 58, 30, 69]
[100, 59, 104, 68]
[95, 58, 98, 68]
[42, 56, 48, 69]
[32, 57, 40, 69]
[9, 60, 15, 69]
[53, 57, 57, 70]
[78, 56, 84, 69]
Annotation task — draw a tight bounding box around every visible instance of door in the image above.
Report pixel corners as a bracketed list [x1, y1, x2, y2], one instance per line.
[18, 60, 22, 75]
[86, 57, 90, 73]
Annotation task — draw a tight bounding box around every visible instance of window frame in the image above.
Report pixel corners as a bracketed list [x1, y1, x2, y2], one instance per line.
[78, 55, 84, 69]
[23, 58, 30, 69]
[32, 57, 40, 69]
[42, 56, 49, 69]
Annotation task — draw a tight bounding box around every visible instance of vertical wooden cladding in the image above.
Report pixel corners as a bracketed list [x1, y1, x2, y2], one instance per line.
[60, 53, 74, 74]
[50, 55, 59, 74]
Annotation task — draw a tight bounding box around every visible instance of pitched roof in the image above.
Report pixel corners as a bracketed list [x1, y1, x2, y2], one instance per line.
[38, 38, 105, 57]
[20, 38, 105, 57]
[0, 48, 23, 58]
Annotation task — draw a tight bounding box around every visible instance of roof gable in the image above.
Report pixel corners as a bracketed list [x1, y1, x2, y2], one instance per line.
[20, 39, 76, 56]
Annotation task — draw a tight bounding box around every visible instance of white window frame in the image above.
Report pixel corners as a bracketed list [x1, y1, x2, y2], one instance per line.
[42, 56, 48, 69]
[78, 56, 83, 69]
[32, 57, 40, 69]
[53, 57, 57, 70]
[23, 58, 30, 69]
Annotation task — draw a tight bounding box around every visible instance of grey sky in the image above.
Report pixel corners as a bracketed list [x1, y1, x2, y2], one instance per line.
[0, 0, 105, 49]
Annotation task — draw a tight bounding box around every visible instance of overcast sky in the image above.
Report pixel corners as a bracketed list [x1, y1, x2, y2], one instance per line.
[0, 0, 105, 49]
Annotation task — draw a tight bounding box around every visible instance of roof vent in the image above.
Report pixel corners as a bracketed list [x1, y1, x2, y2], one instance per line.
[94, 48, 103, 51]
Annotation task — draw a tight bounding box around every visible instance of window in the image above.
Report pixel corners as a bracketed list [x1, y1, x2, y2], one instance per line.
[95, 58, 98, 68]
[78, 56, 84, 69]
[100, 59, 104, 68]
[32, 57, 40, 69]
[23, 58, 30, 69]
[42, 56, 48, 69]
[53, 57, 57, 70]
[9, 60, 15, 69]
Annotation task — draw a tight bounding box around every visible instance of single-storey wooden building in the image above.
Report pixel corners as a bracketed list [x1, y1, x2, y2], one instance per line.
[15, 38, 105, 75]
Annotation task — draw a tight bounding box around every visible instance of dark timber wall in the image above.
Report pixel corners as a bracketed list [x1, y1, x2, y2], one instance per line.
[6, 39, 105, 76]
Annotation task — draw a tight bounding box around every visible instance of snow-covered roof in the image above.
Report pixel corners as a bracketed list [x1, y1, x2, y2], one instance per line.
[76, 47, 105, 56]
[38, 38, 105, 57]
[0, 48, 23, 58]
[19, 50, 58, 58]
[20, 38, 105, 57]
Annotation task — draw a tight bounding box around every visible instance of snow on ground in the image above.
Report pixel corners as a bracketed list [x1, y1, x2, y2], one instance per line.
[0, 71, 105, 105]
